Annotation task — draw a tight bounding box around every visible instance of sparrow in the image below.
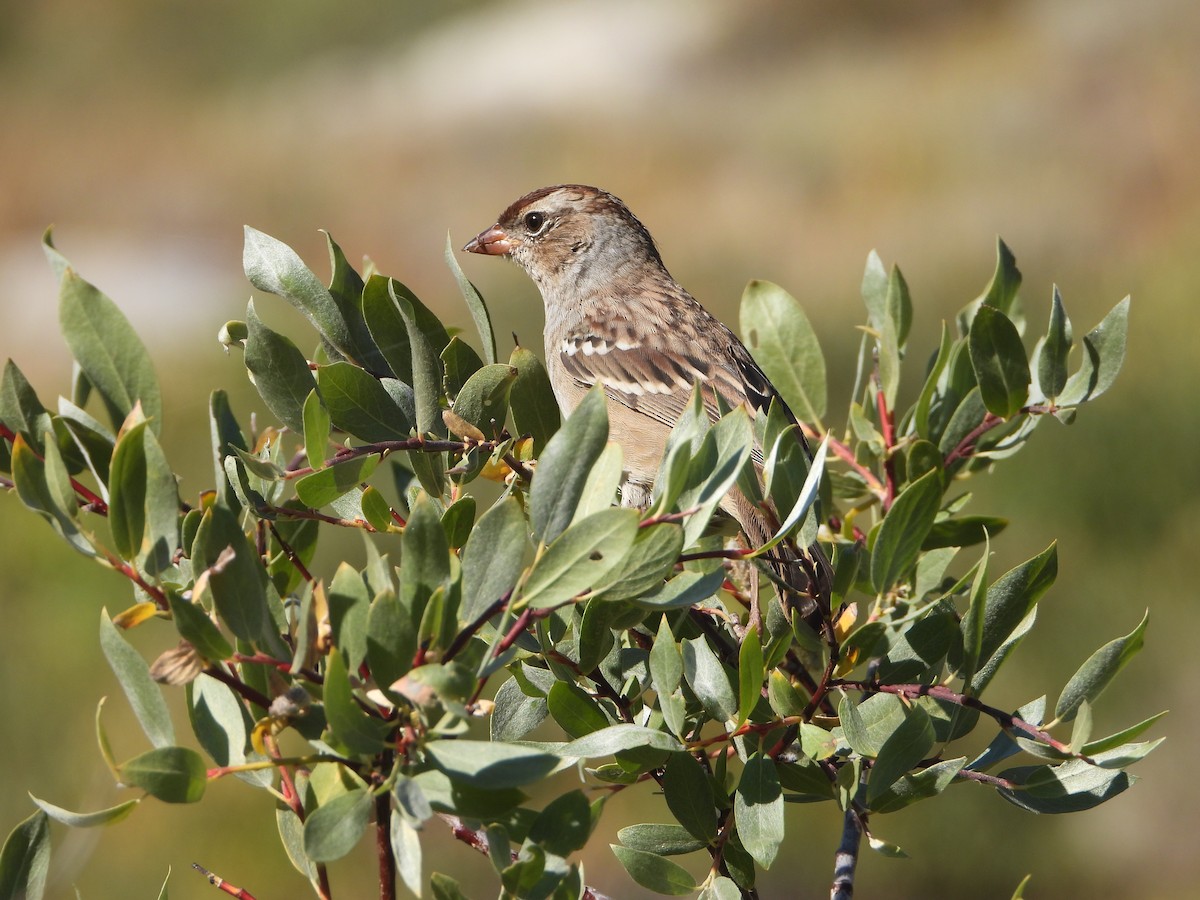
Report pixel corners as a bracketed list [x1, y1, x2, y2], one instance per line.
[464, 184, 827, 616]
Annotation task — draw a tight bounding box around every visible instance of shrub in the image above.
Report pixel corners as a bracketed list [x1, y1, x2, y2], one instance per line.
[0, 228, 1154, 899]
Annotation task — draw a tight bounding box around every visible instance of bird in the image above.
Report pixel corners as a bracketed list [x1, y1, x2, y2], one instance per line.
[463, 184, 828, 619]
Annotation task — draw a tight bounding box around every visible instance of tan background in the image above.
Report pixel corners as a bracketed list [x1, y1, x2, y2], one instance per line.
[0, 1, 1196, 897]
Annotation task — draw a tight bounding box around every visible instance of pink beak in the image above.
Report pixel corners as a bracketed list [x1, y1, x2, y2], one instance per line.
[463, 225, 513, 256]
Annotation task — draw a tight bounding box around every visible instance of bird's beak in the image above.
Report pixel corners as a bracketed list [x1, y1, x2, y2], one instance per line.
[463, 225, 513, 256]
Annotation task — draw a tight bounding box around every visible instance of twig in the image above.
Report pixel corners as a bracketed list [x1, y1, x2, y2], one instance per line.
[800, 423, 886, 496]
[268, 521, 315, 584]
[943, 404, 1058, 467]
[376, 784, 396, 900]
[442, 591, 511, 663]
[875, 388, 898, 511]
[202, 665, 272, 712]
[830, 804, 864, 900]
[192, 863, 258, 899]
[267, 503, 378, 531]
[100, 547, 168, 609]
[833, 680, 1085, 760]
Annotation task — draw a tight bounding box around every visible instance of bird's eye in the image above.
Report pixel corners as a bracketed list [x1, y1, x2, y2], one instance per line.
[523, 211, 548, 234]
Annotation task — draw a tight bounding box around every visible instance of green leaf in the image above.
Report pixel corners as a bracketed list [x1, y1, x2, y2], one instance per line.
[29, 794, 140, 828]
[0, 360, 53, 456]
[610, 845, 698, 896]
[562, 724, 683, 757]
[391, 814, 423, 898]
[323, 648, 391, 755]
[839, 693, 906, 758]
[328, 562, 369, 672]
[191, 505, 273, 645]
[740, 279, 826, 425]
[188, 675, 266, 789]
[547, 681, 610, 738]
[302, 388, 331, 471]
[923, 514, 1008, 550]
[425, 741, 561, 789]
[303, 788, 372, 862]
[913, 323, 954, 440]
[861, 252, 901, 406]
[1035, 286, 1072, 399]
[1058, 296, 1130, 406]
[361, 273, 414, 382]
[491, 676, 549, 742]
[118, 746, 207, 803]
[10, 434, 94, 556]
[591, 520, 682, 601]
[56, 398, 116, 484]
[452, 363, 516, 434]
[869, 757, 966, 814]
[956, 539, 991, 691]
[107, 412, 180, 574]
[682, 637, 737, 723]
[430, 873, 471, 900]
[389, 279, 446, 436]
[52, 258, 163, 435]
[959, 238, 1022, 334]
[243, 301, 316, 434]
[649, 616, 683, 696]
[316, 362, 412, 441]
[977, 542, 1058, 671]
[699, 876, 743, 900]
[870, 469, 942, 593]
[209, 390, 249, 511]
[243, 226, 355, 357]
[107, 416, 149, 561]
[520, 508, 639, 609]
[365, 589, 412, 692]
[997, 759, 1133, 814]
[0, 809, 50, 900]
[969, 305, 1029, 418]
[676, 407, 755, 547]
[322, 231, 392, 374]
[758, 435, 827, 553]
[936, 387, 987, 458]
[1055, 611, 1148, 723]
[737, 627, 764, 726]
[100, 609, 174, 749]
[460, 496, 530, 622]
[531, 386, 609, 543]
[734, 753, 784, 869]
[445, 232, 497, 364]
[398, 495, 451, 624]
[509, 343, 560, 455]
[295, 453, 379, 508]
[663, 752, 716, 843]
[865, 706, 936, 806]
[617, 823, 706, 856]
[527, 790, 593, 857]
[439, 496, 475, 551]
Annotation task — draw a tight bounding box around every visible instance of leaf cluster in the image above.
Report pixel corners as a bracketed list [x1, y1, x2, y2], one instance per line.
[0, 230, 1154, 899]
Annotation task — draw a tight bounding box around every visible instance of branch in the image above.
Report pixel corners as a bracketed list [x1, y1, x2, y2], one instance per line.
[830, 805, 864, 900]
[943, 404, 1059, 467]
[875, 388, 898, 511]
[376, 786, 396, 900]
[192, 863, 258, 900]
[833, 680, 1085, 759]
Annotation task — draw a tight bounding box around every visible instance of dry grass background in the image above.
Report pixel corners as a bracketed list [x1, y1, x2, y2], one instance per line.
[0, 1, 1197, 897]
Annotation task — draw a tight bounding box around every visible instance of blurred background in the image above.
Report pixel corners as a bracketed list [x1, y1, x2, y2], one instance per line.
[1, 0, 1196, 897]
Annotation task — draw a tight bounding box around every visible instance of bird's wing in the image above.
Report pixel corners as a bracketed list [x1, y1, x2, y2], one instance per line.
[557, 331, 757, 429]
